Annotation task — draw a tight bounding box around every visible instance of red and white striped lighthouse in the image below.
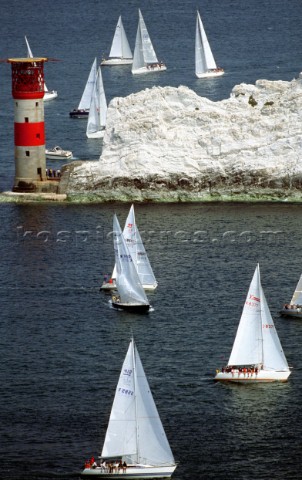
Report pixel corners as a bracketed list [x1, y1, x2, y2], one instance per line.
[7, 57, 47, 192]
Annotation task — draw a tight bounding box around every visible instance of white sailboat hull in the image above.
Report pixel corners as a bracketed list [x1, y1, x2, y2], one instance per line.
[280, 308, 302, 318]
[132, 65, 167, 75]
[101, 58, 133, 65]
[44, 90, 58, 101]
[86, 129, 105, 139]
[196, 70, 224, 78]
[82, 465, 176, 478]
[101, 281, 157, 292]
[100, 281, 116, 291]
[215, 369, 291, 383]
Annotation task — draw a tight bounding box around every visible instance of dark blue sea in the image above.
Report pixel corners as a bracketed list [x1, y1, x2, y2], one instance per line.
[1, 1, 302, 479]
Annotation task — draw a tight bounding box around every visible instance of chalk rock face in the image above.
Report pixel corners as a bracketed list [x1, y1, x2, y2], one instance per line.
[62, 77, 302, 201]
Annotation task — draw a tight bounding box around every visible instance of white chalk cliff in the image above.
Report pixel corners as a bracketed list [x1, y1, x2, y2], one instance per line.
[61, 75, 302, 201]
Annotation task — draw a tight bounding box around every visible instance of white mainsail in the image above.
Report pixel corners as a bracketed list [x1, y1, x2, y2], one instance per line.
[132, 9, 158, 71]
[86, 66, 107, 138]
[123, 205, 157, 288]
[78, 58, 97, 111]
[110, 206, 157, 289]
[109, 16, 132, 60]
[290, 274, 302, 305]
[228, 264, 290, 372]
[195, 10, 217, 76]
[113, 214, 149, 305]
[101, 338, 175, 467]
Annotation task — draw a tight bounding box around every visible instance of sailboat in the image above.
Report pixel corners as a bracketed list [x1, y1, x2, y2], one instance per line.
[132, 9, 166, 75]
[215, 264, 291, 383]
[195, 10, 224, 79]
[101, 205, 158, 292]
[111, 214, 150, 313]
[86, 67, 107, 138]
[81, 338, 177, 478]
[25, 36, 58, 101]
[101, 16, 133, 65]
[280, 274, 302, 318]
[70, 58, 97, 118]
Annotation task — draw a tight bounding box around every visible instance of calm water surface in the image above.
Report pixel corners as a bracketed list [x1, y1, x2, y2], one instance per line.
[1, 202, 302, 480]
[1, 1, 302, 479]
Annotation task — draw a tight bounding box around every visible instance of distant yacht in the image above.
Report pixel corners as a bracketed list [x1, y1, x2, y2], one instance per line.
[195, 10, 224, 78]
[25, 36, 58, 101]
[280, 274, 302, 318]
[132, 9, 166, 75]
[101, 205, 158, 292]
[86, 66, 107, 138]
[111, 214, 150, 314]
[215, 264, 291, 383]
[70, 58, 97, 118]
[101, 16, 133, 65]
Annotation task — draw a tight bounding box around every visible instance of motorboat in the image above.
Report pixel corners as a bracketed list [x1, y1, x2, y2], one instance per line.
[45, 146, 73, 160]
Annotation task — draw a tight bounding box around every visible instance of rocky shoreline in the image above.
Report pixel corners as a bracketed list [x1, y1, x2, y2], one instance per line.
[2, 76, 302, 203]
[58, 170, 302, 203]
[56, 76, 302, 203]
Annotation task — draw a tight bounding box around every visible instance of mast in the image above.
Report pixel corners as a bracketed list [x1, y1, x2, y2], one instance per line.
[258, 264, 264, 366]
[132, 338, 140, 464]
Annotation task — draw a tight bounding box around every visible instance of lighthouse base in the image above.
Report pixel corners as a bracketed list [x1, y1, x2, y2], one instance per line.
[13, 179, 60, 194]
[1, 191, 67, 202]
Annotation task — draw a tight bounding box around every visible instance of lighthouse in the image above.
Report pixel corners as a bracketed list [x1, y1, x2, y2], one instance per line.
[7, 57, 47, 192]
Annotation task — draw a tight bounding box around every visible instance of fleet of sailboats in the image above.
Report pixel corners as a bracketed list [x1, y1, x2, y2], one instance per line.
[101, 16, 133, 65]
[111, 214, 151, 313]
[132, 9, 166, 75]
[86, 66, 107, 138]
[101, 205, 158, 292]
[22, 13, 296, 471]
[25, 36, 58, 101]
[195, 10, 224, 78]
[70, 58, 97, 118]
[81, 338, 177, 478]
[215, 264, 291, 383]
[280, 274, 302, 318]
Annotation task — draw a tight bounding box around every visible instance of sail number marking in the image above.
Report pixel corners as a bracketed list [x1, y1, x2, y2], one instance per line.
[245, 300, 259, 307]
[120, 254, 133, 262]
[262, 324, 274, 329]
[118, 387, 134, 396]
